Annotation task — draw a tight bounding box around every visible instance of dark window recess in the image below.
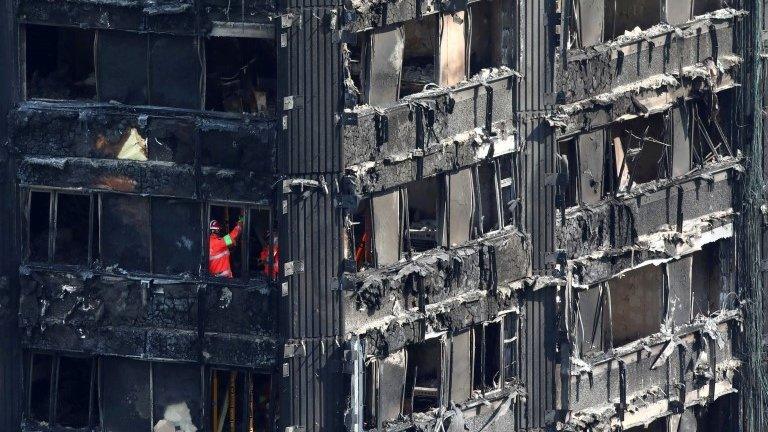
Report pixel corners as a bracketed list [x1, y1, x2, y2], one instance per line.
[692, 240, 732, 316]
[477, 163, 500, 233]
[29, 353, 53, 422]
[28, 191, 51, 262]
[25, 25, 95, 100]
[575, 286, 607, 355]
[497, 154, 520, 226]
[91, 195, 100, 262]
[210, 370, 272, 432]
[404, 339, 442, 414]
[469, 0, 502, 76]
[101, 357, 151, 431]
[473, 322, 501, 391]
[405, 178, 441, 253]
[611, 113, 670, 189]
[153, 363, 202, 431]
[56, 357, 93, 428]
[401, 16, 438, 97]
[502, 314, 518, 382]
[100, 194, 151, 272]
[345, 33, 365, 105]
[97, 30, 149, 105]
[608, 265, 663, 347]
[205, 37, 277, 114]
[351, 199, 374, 270]
[208, 205, 247, 278]
[248, 207, 274, 279]
[149, 35, 201, 109]
[604, 0, 661, 40]
[558, 140, 579, 208]
[567, 0, 605, 48]
[152, 198, 202, 275]
[54, 193, 90, 265]
[363, 361, 378, 429]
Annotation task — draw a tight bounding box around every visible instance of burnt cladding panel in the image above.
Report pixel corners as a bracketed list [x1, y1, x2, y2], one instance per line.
[281, 174, 343, 339]
[520, 116, 556, 272]
[518, 286, 557, 430]
[284, 339, 344, 432]
[279, 8, 342, 174]
[0, 0, 21, 426]
[517, 0, 555, 111]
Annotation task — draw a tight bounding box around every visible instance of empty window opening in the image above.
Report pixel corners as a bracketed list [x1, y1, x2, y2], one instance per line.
[27, 354, 98, 429]
[100, 194, 151, 272]
[404, 339, 443, 414]
[692, 240, 731, 316]
[476, 162, 500, 233]
[248, 207, 276, 279]
[363, 360, 378, 429]
[469, 0, 502, 76]
[100, 357, 151, 431]
[502, 314, 518, 382]
[624, 416, 666, 432]
[664, 0, 724, 26]
[558, 140, 579, 208]
[405, 178, 441, 253]
[691, 102, 734, 167]
[695, 393, 738, 432]
[56, 356, 95, 428]
[29, 353, 53, 422]
[209, 205, 246, 279]
[608, 265, 663, 347]
[605, 0, 661, 41]
[25, 25, 95, 100]
[210, 370, 272, 432]
[345, 35, 365, 102]
[152, 198, 203, 275]
[401, 16, 438, 97]
[611, 114, 670, 190]
[205, 37, 277, 114]
[27, 191, 52, 263]
[473, 321, 501, 392]
[54, 193, 91, 265]
[96, 30, 149, 105]
[497, 154, 520, 226]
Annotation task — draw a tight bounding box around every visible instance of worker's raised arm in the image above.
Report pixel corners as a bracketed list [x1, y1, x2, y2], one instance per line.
[223, 215, 245, 246]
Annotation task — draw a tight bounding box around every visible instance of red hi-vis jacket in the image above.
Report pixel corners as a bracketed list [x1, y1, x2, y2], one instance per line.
[209, 224, 242, 278]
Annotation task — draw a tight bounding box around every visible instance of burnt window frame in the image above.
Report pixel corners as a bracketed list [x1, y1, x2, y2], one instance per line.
[24, 352, 99, 430]
[202, 33, 278, 115]
[22, 188, 99, 266]
[20, 24, 278, 113]
[20, 24, 97, 102]
[206, 201, 275, 282]
[471, 319, 504, 394]
[351, 2, 513, 107]
[207, 366, 275, 432]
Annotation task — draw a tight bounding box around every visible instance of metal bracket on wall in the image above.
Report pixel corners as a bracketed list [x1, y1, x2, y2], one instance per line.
[284, 260, 305, 276]
[283, 95, 304, 111]
[285, 427, 305, 432]
[284, 342, 306, 358]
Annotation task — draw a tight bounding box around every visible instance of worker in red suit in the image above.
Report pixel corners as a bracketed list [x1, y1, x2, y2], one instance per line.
[208, 215, 244, 278]
[259, 232, 280, 279]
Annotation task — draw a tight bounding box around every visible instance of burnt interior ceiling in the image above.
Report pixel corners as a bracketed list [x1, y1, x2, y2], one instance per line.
[0, 0, 765, 432]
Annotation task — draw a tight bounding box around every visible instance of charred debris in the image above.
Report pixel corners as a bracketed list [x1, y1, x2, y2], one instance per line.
[0, 0, 766, 431]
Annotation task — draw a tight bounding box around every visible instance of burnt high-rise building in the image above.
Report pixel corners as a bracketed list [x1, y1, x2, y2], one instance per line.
[0, 0, 766, 431]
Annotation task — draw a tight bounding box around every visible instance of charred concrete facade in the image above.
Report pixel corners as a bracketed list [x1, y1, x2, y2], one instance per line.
[0, 1, 767, 432]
